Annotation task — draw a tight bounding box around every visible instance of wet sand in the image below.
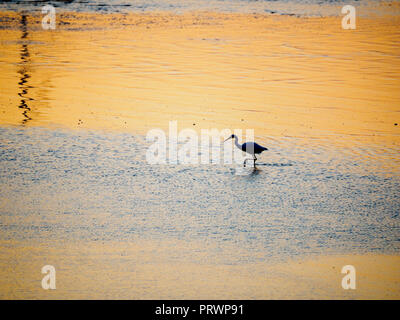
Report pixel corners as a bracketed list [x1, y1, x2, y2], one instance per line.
[0, 10, 399, 299]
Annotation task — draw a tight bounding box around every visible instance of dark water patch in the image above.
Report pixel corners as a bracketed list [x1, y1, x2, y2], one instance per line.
[0, 1, 395, 17]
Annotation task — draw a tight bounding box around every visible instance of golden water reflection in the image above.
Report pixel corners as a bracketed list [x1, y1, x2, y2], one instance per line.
[0, 11, 399, 149]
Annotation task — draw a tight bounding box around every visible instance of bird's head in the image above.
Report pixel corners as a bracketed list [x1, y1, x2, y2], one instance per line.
[224, 134, 236, 142]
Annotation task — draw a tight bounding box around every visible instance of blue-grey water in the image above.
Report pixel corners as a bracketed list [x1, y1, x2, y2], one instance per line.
[1, 0, 398, 17]
[0, 126, 399, 263]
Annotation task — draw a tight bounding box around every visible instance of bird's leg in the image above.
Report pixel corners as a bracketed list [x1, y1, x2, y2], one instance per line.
[253, 155, 257, 167]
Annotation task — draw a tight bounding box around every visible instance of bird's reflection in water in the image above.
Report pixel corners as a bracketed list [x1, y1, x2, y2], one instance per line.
[17, 13, 33, 125]
[232, 162, 293, 176]
[233, 166, 260, 176]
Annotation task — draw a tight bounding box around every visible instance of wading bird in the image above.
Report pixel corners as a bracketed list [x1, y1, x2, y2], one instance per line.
[224, 134, 268, 167]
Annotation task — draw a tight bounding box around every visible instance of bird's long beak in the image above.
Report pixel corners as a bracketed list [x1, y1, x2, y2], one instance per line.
[224, 137, 232, 142]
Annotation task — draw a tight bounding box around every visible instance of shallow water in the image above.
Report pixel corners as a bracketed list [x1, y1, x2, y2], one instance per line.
[0, 2, 399, 298]
[1, 10, 399, 142]
[1, 0, 399, 17]
[1, 126, 399, 264]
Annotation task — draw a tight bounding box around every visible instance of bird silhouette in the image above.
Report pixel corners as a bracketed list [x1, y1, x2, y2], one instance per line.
[224, 134, 268, 167]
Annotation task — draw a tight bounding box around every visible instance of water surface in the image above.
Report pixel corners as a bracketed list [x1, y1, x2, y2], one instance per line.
[1, 0, 399, 17]
[1, 126, 399, 263]
[0, 1, 399, 299]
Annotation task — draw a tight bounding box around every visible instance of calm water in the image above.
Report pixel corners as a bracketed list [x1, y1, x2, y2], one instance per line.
[0, 126, 399, 263]
[0, 0, 399, 299]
